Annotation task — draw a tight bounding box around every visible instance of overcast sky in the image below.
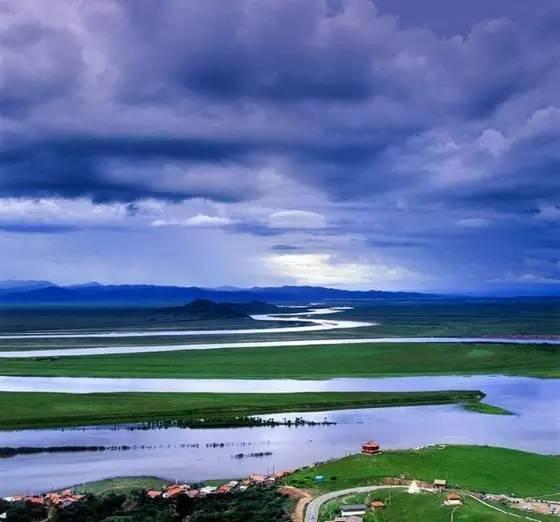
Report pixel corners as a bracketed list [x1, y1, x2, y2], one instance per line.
[1, 0, 559, 294]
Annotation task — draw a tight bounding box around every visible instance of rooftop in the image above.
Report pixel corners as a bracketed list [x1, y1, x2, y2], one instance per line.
[341, 504, 367, 511]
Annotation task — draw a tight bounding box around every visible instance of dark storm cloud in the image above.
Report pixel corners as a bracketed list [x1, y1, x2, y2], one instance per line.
[373, 0, 560, 36]
[0, 133, 264, 202]
[271, 244, 301, 251]
[0, 223, 80, 234]
[366, 238, 427, 249]
[2, 0, 558, 206]
[1, 0, 560, 290]
[0, 12, 83, 116]
[115, 0, 379, 103]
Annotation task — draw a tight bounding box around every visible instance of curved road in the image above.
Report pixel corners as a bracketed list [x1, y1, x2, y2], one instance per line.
[304, 485, 411, 522]
[305, 486, 543, 522]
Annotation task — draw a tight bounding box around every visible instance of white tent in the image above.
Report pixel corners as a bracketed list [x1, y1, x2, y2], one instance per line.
[408, 480, 420, 494]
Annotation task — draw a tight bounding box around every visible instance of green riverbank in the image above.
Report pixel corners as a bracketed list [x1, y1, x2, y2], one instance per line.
[0, 390, 488, 430]
[1, 342, 559, 378]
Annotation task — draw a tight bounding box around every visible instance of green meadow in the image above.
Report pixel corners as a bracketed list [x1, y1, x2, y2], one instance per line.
[287, 445, 560, 497]
[320, 490, 558, 522]
[1, 341, 559, 378]
[0, 390, 486, 430]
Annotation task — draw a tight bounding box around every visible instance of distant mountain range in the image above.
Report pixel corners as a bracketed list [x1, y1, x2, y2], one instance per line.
[0, 281, 434, 306]
[0, 280, 55, 291]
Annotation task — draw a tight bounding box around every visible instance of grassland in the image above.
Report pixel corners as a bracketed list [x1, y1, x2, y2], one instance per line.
[287, 445, 560, 497]
[1, 298, 559, 354]
[1, 341, 559, 378]
[2, 298, 558, 337]
[0, 390, 486, 430]
[72, 476, 242, 496]
[74, 476, 170, 496]
[320, 490, 558, 522]
[341, 299, 560, 338]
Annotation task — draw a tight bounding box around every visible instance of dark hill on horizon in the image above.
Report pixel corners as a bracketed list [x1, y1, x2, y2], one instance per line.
[156, 299, 281, 320]
[0, 281, 435, 306]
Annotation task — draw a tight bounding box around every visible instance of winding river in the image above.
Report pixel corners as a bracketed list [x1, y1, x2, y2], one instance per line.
[1, 334, 559, 358]
[1, 308, 559, 360]
[0, 307, 373, 340]
[1, 307, 559, 496]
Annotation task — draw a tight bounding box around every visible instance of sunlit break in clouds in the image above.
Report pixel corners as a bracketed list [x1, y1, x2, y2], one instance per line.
[1, 0, 560, 294]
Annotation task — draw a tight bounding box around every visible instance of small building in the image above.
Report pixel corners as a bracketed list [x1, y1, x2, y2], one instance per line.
[371, 500, 385, 511]
[334, 517, 363, 522]
[444, 493, 462, 506]
[361, 441, 380, 455]
[433, 479, 447, 491]
[2, 497, 19, 503]
[341, 504, 367, 516]
[484, 494, 508, 503]
[146, 490, 162, 499]
[163, 485, 188, 498]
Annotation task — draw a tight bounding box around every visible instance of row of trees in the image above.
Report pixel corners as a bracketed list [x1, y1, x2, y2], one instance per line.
[1, 485, 294, 522]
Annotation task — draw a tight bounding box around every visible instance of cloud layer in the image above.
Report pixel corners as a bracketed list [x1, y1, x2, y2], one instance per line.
[1, 0, 559, 292]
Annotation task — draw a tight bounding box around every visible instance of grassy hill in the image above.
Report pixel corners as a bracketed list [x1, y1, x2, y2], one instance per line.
[287, 445, 560, 497]
[156, 299, 281, 319]
[320, 489, 558, 522]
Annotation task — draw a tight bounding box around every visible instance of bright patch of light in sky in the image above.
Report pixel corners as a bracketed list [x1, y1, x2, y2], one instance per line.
[266, 253, 423, 289]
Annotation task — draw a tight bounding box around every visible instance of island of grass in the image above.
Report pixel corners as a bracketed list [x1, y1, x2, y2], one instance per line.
[287, 445, 560, 498]
[1, 341, 559, 378]
[0, 389, 491, 430]
[462, 402, 513, 415]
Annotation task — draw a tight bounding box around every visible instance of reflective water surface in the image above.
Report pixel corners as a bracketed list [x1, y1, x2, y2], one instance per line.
[0, 307, 373, 340]
[1, 305, 559, 358]
[1, 376, 559, 496]
[2, 335, 559, 358]
[0, 374, 554, 394]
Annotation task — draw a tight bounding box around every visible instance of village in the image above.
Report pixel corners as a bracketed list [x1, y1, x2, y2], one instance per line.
[144, 470, 292, 500]
[317, 442, 560, 522]
[0, 470, 293, 519]
[3, 442, 560, 521]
